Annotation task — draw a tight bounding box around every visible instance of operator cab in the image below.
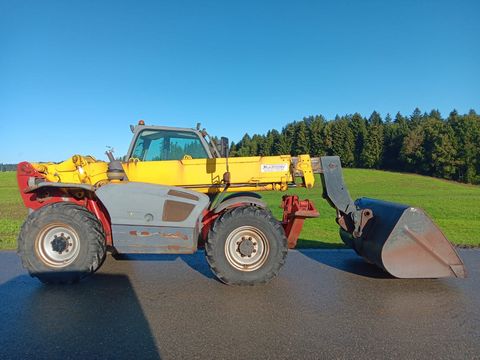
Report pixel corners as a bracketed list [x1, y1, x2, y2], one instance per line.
[127, 123, 211, 161]
[126, 121, 229, 161]
[130, 128, 210, 161]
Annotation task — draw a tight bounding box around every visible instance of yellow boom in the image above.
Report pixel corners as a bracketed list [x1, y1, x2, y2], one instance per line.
[31, 154, 316, 194]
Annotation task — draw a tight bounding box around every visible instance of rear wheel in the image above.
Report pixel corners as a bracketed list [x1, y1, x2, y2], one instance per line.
[205, 206, 288, 285]
[17, 202, 106, 284]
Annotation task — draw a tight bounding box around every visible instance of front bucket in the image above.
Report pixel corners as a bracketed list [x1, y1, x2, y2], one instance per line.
[341, 198, 466, 278]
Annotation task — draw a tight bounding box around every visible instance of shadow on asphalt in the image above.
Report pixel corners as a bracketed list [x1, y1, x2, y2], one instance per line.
[296, 239, 348, 249]
[298, 248, 393, 279]
[0, 273, 161, 359]
[114, 253, 218, 281]
[114, 248, 392, 281]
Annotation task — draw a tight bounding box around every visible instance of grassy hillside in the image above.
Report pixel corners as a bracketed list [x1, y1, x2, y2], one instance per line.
[0, 172, 27, 249]
[0, 170, 479, 250]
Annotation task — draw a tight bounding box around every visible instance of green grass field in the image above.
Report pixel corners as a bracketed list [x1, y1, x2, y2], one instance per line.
[0, 172, 27, 250]
[0, 170, 479, 250]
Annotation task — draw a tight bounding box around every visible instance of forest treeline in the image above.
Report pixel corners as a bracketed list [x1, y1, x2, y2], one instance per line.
[229, 108, 480, 184]
[0, 164, 16, 172]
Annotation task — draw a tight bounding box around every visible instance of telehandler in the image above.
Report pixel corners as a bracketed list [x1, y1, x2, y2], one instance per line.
[16, 121, 466, 285]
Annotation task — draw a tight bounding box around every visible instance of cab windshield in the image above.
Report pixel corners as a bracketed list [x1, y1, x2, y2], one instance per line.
[131, 129, 208, 161]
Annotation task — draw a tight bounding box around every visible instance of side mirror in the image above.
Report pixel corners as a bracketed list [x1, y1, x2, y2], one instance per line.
[219, 137, 229, 158]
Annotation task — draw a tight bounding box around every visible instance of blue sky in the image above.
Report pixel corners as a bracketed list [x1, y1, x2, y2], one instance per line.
[1, 0, 479, 163]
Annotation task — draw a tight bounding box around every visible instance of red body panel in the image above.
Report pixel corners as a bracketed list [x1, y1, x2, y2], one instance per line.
[281, 195, 319, 248]
[16, 161, 113, 246]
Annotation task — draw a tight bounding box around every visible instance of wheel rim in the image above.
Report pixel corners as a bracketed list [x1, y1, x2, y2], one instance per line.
[224, 226, 270, 272]
[35, 223, 81, 268]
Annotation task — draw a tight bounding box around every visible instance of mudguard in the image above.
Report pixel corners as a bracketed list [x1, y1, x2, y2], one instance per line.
[214, 195, 267, 214]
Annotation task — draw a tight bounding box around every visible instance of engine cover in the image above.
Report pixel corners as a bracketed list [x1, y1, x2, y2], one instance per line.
[96, 182, 209, 254]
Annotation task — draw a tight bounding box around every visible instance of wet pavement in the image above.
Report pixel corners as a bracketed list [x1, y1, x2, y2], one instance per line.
[0, 249, 479, 359]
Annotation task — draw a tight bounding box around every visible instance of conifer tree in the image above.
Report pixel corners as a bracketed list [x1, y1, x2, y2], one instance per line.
[349, 113, 367, 167]
[330, 118, 355, 166]
[292, 121, 310, 155]
[361, 111, 384, 168]
[308, 115, 326, 156]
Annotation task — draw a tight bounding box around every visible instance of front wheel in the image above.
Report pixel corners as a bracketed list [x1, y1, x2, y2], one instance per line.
[17, 202, 106, 284]
[205, 206, 288, 285]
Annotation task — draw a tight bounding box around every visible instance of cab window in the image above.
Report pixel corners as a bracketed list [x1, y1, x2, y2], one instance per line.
[131, 130, 208, 161]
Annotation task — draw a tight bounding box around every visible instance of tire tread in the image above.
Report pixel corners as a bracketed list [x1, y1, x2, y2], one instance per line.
[205, 206, 288, 285]
[17, 202, 106, 284]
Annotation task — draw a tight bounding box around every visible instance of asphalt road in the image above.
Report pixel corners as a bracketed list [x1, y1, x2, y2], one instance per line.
[0, 249, 478, 360]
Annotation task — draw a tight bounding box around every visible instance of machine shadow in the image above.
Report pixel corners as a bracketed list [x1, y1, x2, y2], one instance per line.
[298, 246, 393, 279]
[115, 246, 391, 280]
[296, 239, 348, 249]
[114, 251, 218, 281]
[0, 273, 161, 360]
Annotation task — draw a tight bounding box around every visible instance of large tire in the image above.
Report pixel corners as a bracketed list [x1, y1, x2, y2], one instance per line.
[205, 206, 288, 285]
[17, 202, 106, 284]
